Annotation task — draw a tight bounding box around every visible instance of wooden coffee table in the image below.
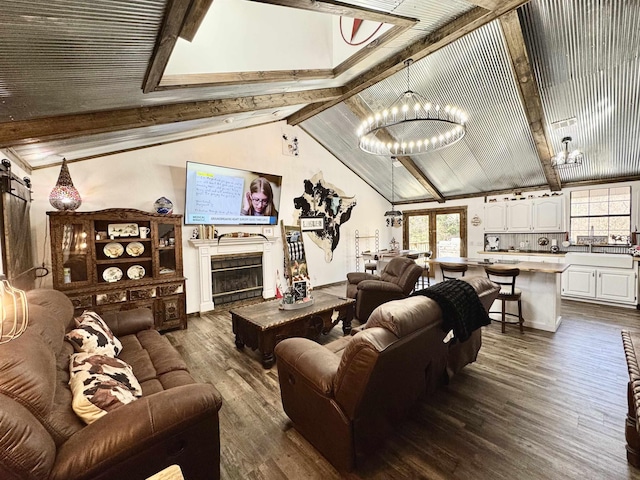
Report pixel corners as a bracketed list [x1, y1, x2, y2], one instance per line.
[230, 291, 355, 368]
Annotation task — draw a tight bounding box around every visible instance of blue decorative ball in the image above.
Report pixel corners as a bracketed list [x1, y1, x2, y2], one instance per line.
[154, 197, 173, 215]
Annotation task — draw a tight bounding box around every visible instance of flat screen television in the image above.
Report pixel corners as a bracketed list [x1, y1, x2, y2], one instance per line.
[184, 161, 282, 226]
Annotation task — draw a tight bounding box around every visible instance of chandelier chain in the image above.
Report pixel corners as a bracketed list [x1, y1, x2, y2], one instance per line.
[391, 158, 395, 205]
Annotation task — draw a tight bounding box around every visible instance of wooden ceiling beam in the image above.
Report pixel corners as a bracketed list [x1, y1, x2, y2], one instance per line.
[0, 88, 342, 147]
[248, 0, 416, 27]
[499, 11, 561, 191]
[142, 0, 191, 94]
[287, 0, 532, 126]
[158, 69, 335, 90]
[180, 0, 215, 41]
[344, 97, 445, 203]
[158, 1, 417, 91]
[463, 0, 503, 10]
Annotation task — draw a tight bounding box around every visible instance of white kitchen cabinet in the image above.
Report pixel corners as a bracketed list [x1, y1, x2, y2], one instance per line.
[562, 262, 637, 306]
[562, 266, 596, 298]
[597, 267, 637, 304]
[507, 201, 532, 232]
[484, 197, 564, 233]
[484, 203, 507, 231]
[533, 197, 564, 232]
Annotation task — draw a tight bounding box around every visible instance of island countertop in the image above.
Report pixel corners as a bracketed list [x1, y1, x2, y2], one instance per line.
[429, 257, 566, 332]
[430, 256, 568, 274]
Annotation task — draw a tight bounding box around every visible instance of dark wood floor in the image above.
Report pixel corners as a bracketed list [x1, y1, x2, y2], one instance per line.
[166, 284, 640, 479]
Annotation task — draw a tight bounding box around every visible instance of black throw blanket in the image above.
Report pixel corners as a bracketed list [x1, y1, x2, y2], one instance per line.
[411, 280, 491, 343]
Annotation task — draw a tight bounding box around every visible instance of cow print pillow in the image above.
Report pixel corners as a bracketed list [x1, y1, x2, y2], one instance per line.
[65, 311, 123, 357]
[69, 352, 142, 424]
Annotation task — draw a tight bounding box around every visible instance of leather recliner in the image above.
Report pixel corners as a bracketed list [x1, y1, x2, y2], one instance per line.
[275, 276, 500, 472]
[346, 256, 424, 321]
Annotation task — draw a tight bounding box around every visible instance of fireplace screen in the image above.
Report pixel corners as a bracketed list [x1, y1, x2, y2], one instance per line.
[211, 253, 263, 304]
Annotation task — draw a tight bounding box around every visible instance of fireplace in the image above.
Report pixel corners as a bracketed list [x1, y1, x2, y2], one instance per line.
[190, 237, 275, 313]
[211, 253, 263, 305]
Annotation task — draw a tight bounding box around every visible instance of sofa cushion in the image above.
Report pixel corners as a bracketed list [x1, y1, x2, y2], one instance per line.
[69, 353, 142, 424]
[70, 353, 142, 395]
[65, 311, 122, 357]
[366, 296, 441, 338]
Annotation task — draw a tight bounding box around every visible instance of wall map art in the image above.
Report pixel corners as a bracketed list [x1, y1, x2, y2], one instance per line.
[293, 172, 356, 262]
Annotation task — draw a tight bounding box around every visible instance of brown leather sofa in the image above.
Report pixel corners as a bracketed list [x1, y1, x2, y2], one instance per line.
[0, 288, 222, 480]
[275, 277, 500, 472]
[346, 256, 424, 321]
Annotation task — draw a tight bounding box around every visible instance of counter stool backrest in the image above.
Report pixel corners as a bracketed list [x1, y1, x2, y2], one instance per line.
[440, 263, 468, 281]
[484, 266, 524, 333]
[484, 267, 520, 296]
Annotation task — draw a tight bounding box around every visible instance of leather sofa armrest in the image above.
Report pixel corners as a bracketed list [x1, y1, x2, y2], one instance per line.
[51, 383, 222, 480]
[275, 338, 340, 396]
[346, 272, 379, 285]
[101, 307, 155, 337]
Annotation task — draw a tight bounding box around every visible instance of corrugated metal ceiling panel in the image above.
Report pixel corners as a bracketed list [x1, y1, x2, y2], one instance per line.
[521, 0, 640, 184]
[329, 20, 547, 199]
[0, 0, 165, 120]
[12, 106, 302, 169]
[302, 103, 431, 202]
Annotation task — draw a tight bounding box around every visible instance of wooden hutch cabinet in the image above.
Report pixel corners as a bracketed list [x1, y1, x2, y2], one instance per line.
[47, 208, 187, 331]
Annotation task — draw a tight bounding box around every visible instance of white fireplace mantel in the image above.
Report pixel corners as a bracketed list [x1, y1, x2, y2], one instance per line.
[189, 237, 276, 313]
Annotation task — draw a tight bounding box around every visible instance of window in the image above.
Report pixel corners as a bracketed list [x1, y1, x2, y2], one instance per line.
[403, 207, 467, 258]
[569, 187, 631, 243]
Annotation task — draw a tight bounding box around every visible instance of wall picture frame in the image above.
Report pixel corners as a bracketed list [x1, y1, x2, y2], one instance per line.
[300, 216, 325, 231]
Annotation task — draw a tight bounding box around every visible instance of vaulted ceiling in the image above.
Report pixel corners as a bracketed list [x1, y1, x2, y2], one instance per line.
[1, 0, 638, 205]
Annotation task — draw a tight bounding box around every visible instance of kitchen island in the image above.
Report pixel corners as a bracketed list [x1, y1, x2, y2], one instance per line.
[429, 256, 568, 332]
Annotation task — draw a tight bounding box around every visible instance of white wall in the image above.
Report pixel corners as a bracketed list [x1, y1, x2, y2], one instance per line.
[29, 122, 391, 314]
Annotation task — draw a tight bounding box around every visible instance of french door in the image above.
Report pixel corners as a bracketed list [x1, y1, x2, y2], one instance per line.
[403, 207, 467, 259]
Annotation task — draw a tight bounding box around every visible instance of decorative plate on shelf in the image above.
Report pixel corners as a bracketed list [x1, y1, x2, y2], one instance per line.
[538, 237, 549, 246]
[126, 241, 144, 257]
[102, 266, 123, 283]
[103, 242, 124, 258]
[127, 265, 145, 280]
[107, 223, 139, 237]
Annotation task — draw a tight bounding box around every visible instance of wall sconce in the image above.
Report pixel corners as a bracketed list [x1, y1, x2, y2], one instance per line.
[49, 158, 82, 211]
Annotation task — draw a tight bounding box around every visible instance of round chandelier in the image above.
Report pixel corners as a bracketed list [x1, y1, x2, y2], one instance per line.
[357, 59, 469, 156]
[551, 136, 584, 168]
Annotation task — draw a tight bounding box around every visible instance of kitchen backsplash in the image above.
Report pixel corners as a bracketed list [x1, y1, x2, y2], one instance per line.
[483, 232, 631, 254]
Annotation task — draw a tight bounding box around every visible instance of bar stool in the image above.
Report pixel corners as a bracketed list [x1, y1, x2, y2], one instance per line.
[484, 266, 524, 334]
[440, 263, 468, 281]
[364, 254, 378, 274]
[364, 261, 377, 274]
[414, 251, 432, 290]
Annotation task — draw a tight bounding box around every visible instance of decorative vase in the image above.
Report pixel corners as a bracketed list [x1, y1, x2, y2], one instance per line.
[154, 197, 173, 214]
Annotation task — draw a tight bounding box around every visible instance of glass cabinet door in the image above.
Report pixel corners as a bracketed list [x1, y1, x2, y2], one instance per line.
[157, 222, 178, 276]
[56, 220, 92, 288]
